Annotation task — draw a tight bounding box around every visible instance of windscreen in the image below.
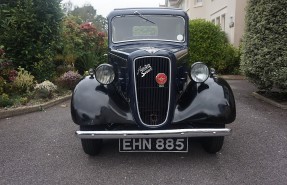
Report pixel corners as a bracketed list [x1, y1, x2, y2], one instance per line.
[111, 15, 185, 43]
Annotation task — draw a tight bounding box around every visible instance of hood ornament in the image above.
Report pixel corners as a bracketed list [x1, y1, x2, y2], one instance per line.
[141, 47, 161, 54]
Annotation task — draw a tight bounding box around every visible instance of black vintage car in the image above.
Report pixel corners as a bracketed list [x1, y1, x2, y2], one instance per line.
[71, 8, 236, 155]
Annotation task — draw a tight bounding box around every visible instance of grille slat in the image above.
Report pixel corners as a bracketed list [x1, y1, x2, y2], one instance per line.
[134, 57, 170, 126]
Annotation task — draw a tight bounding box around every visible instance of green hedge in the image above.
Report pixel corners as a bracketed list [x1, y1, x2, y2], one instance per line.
[189, 19, 240, 74]
[241, 0, 287, 91]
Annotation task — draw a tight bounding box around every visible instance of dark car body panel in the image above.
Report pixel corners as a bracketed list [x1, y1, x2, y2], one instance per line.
[71, 8, 236, 129]
[71, 76, 236, 126]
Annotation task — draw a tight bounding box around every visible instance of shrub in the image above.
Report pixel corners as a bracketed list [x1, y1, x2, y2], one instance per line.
[0, 93, 13, 107]
[218, 44, 241, 74]
[35, 88, 52, 99]
[12, 67, 35, 93]
[58, 16, 107, 75]
[241, 0, 287, 91]
[189, 19, 240, 74]
[55, 65, 74, 76]
[34, 80, 57, 99]
[33, 60, 56, 82]
[13, 96, 29, 106]
[35, 80, 57, 92]
[0, 77, 5, 94]
[19, 97, 29, 105]
[57, 71, 82, 90]
[0, 59, 16, 82]
[0, 0, 63, 81]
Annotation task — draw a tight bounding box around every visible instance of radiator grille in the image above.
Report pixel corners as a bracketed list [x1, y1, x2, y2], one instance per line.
[134, 57, 170, 126]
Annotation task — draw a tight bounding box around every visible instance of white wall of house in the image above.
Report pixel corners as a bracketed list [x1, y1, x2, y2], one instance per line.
[167, 0, 248, 47]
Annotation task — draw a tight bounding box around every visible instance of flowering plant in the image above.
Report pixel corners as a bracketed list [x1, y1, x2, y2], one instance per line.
[12, 67, 35, 93]
[35, 80, 57, 92]
[34, 80, 57, 99]
[57, 71, 82, 90]
[60, 71, 82, 81]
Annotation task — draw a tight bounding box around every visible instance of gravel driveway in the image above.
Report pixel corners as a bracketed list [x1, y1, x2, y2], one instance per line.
[0, 80, 286, 185]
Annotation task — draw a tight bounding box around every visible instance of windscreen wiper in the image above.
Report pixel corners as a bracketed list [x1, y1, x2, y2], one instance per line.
[134, 11, 155, 24]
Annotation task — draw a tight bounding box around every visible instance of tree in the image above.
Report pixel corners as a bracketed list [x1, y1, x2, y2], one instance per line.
[241, 0, 287, 91]
[71, 4, 96, 22]
[62, 0, 73, 15]
[94, 15, 107, 32]
[0, 0, 63, 81]
[70, 4, 107, 32]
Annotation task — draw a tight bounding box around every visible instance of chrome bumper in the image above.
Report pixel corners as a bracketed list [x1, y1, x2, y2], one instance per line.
[76, 128, 232, 139]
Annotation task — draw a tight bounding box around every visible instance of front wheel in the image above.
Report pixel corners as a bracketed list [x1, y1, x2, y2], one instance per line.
[200, 124, 225, 154]
[201, 136, 224, 154]
[80, 126, 103, 156]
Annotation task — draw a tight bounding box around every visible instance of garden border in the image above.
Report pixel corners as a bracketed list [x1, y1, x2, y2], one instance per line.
[2, 75, 285, 119]
[0, 76, 244, 120]
[0, 94, 72, 119]
[252, 92, 287, 110]
[219, 75, 245, 80]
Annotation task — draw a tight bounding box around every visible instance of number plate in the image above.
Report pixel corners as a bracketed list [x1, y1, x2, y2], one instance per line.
[119, 138, 188, 152]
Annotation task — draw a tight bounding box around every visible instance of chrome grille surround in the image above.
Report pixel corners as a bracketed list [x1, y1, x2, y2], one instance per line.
[133, 56, 171, 128]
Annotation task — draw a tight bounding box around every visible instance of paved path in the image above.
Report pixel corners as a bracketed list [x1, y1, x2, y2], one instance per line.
[0, 80, 286, 185]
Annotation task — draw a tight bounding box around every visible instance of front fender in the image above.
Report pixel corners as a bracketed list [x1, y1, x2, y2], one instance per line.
[71, 77, 134, 125]
[173, 77, 236, 124]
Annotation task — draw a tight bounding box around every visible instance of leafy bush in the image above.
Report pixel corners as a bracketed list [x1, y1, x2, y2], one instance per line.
[55, 65, 74, 76]
[19, 97, 29, 105]
[12, 67, 35, 93]
[189, 19, 240, 74]
[0, 0, 63, 81]
[12, 96, 29, 106]
[35, 80, 57, 92]
[241, 0, 287, 91]
[33, 60, 56, 82]
[57, 71, 82, 90]
[0, 48, 17, 83]
[58, 16, 107, 75]
[0, 77, 5, 94]
[34, 80, 57, 99]
[218, 44, 241, 74]
[0, 93, 13, 107]
[35, 88, 52, 99]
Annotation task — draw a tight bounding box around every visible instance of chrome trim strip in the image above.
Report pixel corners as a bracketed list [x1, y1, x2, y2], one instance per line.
[133, 56, 171, 128]
[76, 128, 232, 139]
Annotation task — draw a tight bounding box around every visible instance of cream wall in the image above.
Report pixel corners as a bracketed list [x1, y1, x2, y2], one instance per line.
[167, 0, 248, 47]
[234, 0, 248, 46]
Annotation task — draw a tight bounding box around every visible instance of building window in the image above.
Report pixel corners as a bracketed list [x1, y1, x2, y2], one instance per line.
[221, 14, 225, 31]
[216, 16, 220, 26]
[212, 19, 215, 24]
[194, 0, 203, 6]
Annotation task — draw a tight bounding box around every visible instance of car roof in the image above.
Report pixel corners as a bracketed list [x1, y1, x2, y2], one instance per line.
[107, 7, 188, 19]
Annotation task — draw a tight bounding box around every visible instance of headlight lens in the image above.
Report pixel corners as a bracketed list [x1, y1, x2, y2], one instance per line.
[95, 64, 115, 85]
[190, 62, 209, 83]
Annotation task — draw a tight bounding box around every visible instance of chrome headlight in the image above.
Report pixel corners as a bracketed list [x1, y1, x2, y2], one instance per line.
[190, 62, 209, 83]
[95, 64, 115, 85]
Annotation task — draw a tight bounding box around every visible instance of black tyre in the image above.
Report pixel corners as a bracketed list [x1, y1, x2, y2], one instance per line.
[201, 136, 224, 154]
[80, 126, 103, 156]
[201, 124, 225, 154]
